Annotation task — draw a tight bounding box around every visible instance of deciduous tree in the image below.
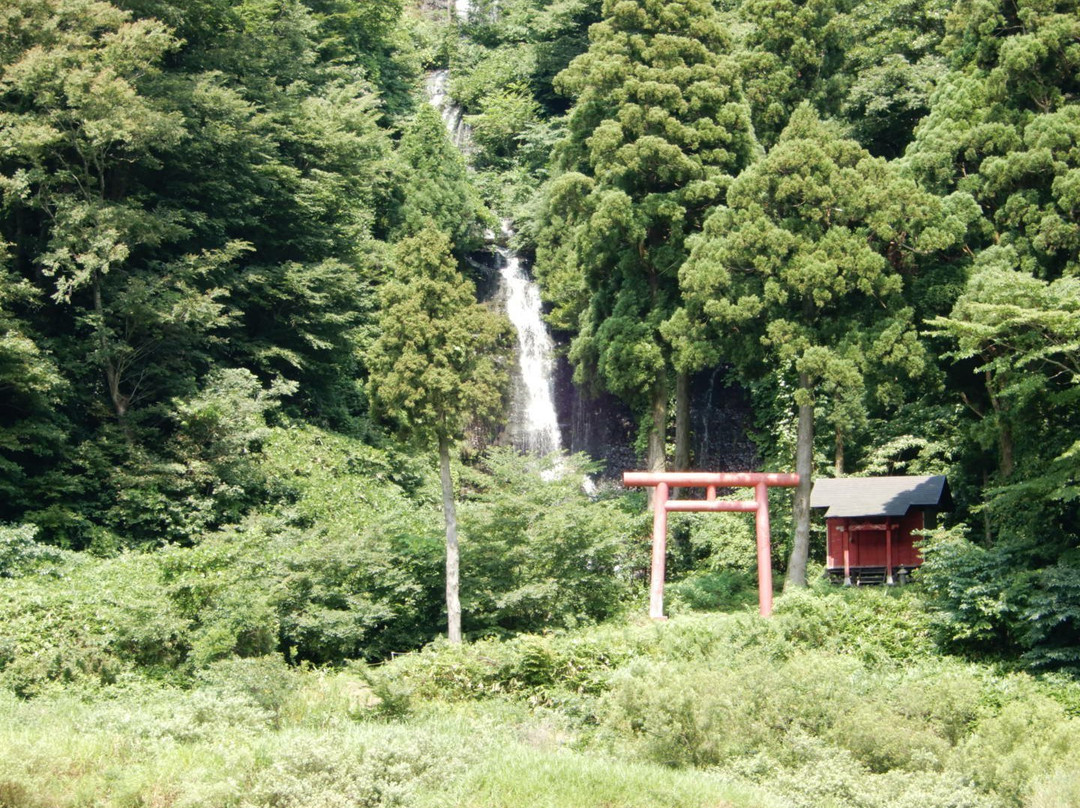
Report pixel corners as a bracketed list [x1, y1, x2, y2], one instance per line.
[903, 0, 1080, 596]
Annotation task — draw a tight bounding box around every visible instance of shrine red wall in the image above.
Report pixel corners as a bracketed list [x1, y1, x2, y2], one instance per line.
[825, 511, 926, 570]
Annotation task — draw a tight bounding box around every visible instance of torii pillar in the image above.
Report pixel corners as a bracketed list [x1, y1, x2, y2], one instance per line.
[623, 472, 800, 618]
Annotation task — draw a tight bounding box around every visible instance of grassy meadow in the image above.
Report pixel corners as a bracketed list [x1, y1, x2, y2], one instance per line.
[1, 587, 1079, 808]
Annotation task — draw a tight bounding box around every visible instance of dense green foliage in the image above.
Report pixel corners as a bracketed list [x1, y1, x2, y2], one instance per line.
[375, 592, 1080, 807]
[536, 0, 756, 470]
[516, 0, 1079, 664]
[0, 1, 1079, 789]
[459, 449, 644, 634]
[0, 426, 649, 695]
[670, 106, 962, 581]
[0, 0, 398, 548]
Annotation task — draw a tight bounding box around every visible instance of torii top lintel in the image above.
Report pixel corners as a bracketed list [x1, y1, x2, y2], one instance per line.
[623, 472, 799, 488]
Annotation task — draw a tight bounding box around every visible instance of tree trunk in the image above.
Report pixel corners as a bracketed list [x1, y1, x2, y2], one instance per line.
[673, 371, 692, 499]
[674, 371, 691, 471]
[93, 271, 129, 425]
[998, 421, 1014, 480]
[438, 433, 462, 643]
[786, 373, 814, 589]
[646, 371, 667, 509]
[987, 374, 1013, 480]
[647, 371, 668, 474]
[14, 203, 32, 279]
[834, 424, 844, 476]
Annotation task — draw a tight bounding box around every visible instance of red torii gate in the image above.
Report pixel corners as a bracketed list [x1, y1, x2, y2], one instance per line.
[622, 472, 800, 619]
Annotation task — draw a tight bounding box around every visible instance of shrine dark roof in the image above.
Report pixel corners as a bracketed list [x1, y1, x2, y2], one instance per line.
[810, 475, 950, 518]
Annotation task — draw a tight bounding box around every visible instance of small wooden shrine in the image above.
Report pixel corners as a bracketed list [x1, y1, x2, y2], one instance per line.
[810, 475, 951, 585]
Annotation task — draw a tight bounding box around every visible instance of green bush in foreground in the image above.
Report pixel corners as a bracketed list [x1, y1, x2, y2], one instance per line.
[459, 448, 644, 636]
[0, 670, 764, 808]
[0, 524, 69, 579]
[370, 591, 1080, 808]
[1, 428, 657, 695]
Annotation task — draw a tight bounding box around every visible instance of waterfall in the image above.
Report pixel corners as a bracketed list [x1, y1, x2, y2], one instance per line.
[423, 71, 563, 457]
[497, 241, 563, 455]
[424, 70, 472, 153]
[453, 0, 497, 23]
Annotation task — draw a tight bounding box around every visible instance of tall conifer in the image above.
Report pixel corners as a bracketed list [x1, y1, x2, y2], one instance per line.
[536, 0, 755, 475]
[367, 226, 511, 643]
[674, 107, 955, 585]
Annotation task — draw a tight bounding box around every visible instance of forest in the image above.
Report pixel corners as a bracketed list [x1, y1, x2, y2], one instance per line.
[0, 0, 1078, 804]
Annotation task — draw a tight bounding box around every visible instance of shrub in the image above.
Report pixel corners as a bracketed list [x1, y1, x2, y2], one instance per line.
[450, 43, 537, 112]
[599, 651, 864, 768]
[159, 513, 442, 667]
[890, 663, 984, 745]
[917, 525, 1022, 653]
[195, 656, 301, 728]
[958, 696, 1080, 806]
[465, 83, 541, 166]
[681, 511, 759, 573]
[772, 586, 935, 662]
[0, 524, 69, 578]
[358, 664, 414, 720]
[156, 426, 447, 666]
[734, 735, 999, 808]
[918, 525, 1080, 672]
[667, 570, 759, 613]
[158, 523, 281, 666]
[829, 703, 951, 773]
[104, 370, 295, 547]
[382, 630, 637, 704]
[459, 449, 642, 635]
[244, 731, 449, 808]
[0, 552, 190, 695]
[597, 635, 1006, 782]
[1027, 767, 1080, 808]
[1019, 560, 1080, 671]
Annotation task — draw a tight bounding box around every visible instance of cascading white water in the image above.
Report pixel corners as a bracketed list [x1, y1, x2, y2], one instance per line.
[455, 0, 498, 23]
[424, 69, 472, 152]
[498, 244, 563, 455]
[425, 69, 563, 457]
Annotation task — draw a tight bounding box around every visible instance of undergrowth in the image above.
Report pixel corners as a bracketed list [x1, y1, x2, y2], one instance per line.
[371, 588, 1080, 808]
[1, 588, 1078, 807]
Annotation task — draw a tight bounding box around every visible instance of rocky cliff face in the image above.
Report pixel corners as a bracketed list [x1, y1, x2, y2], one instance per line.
[553, 355, 760, 479]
